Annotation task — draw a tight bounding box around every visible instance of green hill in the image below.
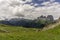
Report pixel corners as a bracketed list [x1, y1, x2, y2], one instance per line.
[0, 24, 60, 40]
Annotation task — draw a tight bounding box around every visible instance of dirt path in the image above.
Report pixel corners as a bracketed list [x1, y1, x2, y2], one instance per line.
[42, 21, 60, 31]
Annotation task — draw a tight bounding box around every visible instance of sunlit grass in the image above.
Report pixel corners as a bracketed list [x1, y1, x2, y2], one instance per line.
[0, 24, 60, 40]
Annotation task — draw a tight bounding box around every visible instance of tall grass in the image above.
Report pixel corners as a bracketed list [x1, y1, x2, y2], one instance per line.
[0, 24, 60, 40]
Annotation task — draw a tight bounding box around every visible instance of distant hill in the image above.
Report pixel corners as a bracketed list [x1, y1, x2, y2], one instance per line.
[42, 20, 60, 31]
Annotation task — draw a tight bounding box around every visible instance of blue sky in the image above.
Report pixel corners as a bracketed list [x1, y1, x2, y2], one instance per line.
[55, 0, 60, 2]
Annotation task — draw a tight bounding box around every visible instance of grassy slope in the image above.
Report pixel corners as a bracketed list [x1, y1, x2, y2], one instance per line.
[0, 24, 60, 40]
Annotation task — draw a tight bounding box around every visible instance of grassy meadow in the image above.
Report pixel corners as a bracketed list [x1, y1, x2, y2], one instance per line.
[0, 24, 60, 40]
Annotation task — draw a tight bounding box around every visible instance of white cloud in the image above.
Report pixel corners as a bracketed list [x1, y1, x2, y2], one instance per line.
[0, 0, 60, 20]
